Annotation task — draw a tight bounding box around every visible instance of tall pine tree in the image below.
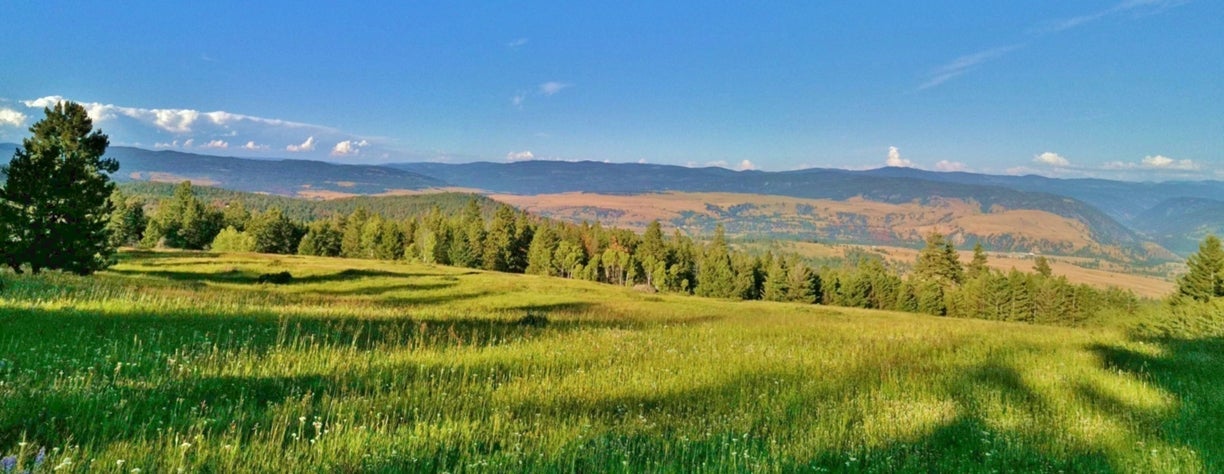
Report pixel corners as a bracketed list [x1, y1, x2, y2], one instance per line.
[0, 101, 119, 274]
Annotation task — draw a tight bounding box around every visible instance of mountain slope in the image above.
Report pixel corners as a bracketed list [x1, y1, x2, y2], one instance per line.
[391, 160, 1146, 256]
[1131, 197, 1224, 255]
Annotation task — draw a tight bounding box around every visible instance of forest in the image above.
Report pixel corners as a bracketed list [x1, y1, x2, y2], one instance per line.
[108, 181, 1169, 326]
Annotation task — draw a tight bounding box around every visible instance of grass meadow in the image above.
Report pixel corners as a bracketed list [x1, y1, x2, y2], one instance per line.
[0, 250, 1220, 472]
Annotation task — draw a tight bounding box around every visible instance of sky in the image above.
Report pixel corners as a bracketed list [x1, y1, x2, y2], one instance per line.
[1, 1, 1222, 180]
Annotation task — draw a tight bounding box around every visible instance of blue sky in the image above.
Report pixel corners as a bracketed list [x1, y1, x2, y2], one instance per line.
[1, 1, 1221, 180]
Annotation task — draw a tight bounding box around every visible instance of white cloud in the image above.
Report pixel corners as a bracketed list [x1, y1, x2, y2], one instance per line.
[507, 38, 529, 48]
[511, 93, 525, 107]
[331, 139, 369, 156]
[934, 160, 968, 172]
[241, 140, 268, 151]
[886, 146, 914, 167]
[0, 108, 27, 127]
[1043, 0, 1187, 33]
[1034, 151, 1070, 167]
[286, 136, 316, 152]
[22, 95, 333, 135]
[200, 139, 228, 149]
[1142, 154, 1198, 170]
[506, 150, 535, 162]
[182, 138, 195, 148]
[154, 140, 178, 148]
[539, 82, 571, 96]
[737, 160, 757, 171]
[1105, 154, 1200, 171]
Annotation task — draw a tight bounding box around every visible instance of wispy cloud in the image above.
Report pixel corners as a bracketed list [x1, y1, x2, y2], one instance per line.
[507, 38, 529, 48]
[539, 82, 571, 96]
[1105, 154, 1200, 170]
[918, 45, 1023, 90]
[919, 1, 1188, 90]
[935, 160, 968, 172]
[1040, 0, 1189, 33]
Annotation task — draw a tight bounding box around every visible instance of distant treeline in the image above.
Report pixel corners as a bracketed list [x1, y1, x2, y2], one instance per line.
[110, 181, 1142, 325]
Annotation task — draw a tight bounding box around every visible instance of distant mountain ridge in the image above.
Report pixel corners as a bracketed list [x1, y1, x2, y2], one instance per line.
[2, 143, 1220, 258]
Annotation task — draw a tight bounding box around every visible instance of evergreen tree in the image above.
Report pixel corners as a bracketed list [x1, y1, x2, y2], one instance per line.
[298, 216, 344, 257]
[247, 207, 300, 254]
[526, 224, 559, 275]
[340, 207, 369, 258]
[482, 205, 517, 272]
[107, 189, 147, 248]
[913, 232, 963, 286]
[967, 242, 989, 278]
[1176, 234, 1224, 302]
[0, 101, 119, 274]
[785, 259, 818, 303]
[763, 255, 790, 301]
[695, 225, 736, 298]
[143, 181, 223, 250]
[221, 200, 251, 231]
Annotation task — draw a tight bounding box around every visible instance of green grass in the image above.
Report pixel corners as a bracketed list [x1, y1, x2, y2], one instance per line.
[0, 250, 1220, 472]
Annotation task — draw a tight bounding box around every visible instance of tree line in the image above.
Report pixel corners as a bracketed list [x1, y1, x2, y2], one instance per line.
[107, 181, 1163, 325]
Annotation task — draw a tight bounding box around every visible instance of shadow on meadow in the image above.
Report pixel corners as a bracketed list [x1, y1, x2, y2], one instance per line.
[1090, 336, 1224, 472]
[0, 303, 628, 450]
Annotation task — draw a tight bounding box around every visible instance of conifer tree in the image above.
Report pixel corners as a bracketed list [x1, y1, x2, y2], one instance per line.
[1176, 234, 1224, 302]
[695, 224, 736, 298]
[967, 242, 989, 279]
[763, 255, 790, 301]
[0, 101, 119, 274]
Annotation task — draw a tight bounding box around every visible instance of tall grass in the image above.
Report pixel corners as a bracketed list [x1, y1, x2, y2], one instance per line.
[0, 250, 1219, 472]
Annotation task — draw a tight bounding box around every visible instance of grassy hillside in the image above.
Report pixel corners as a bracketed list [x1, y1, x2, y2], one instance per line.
[493, 191, 1145, 260]
[1, 251, 1220, 472]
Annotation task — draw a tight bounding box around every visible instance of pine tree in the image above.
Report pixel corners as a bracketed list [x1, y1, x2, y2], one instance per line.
[1176, 234, 1224, 302]
[762, 255, 790, 301]
[967, 242, 989, 278]
[0, 101, 119, 274]
[526, 224, 559, 275]
[107, 189, 147, 248]
[695, 225, 736, 298]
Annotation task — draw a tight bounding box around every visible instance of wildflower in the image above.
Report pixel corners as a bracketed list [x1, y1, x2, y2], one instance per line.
[1, 455, 17, 472]
[34, 448, 45, 466]
[53, 457, 72, 470]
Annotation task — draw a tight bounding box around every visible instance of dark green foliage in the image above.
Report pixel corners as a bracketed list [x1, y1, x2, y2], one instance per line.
[297, 217, 344, 257]
[696, 225, 737, 298]
[144, 181, 224, 249]
[107, 189, 147, 248]
[1176, 234, 1223, 303]
[0, 101, 118, 275]
[967, 242, 989, 278]
[246, 207, 301, 255]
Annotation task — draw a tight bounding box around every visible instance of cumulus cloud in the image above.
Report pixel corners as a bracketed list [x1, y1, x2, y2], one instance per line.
[331, 139, 369, 156]
[200, 139, 228, 149]
[539, 82, 571, 96]
[242, 141, 268, 151]
[1142, 154, 1198, 170]
[0, 108, 26, 127]
[506, 150, 535, 162]
[286, 136, 317, 152]
[1034, 151, 1070, 167]
[934, 160, 968, 172]
[886, 146, 914, 167]
[737, 160, 757, 171]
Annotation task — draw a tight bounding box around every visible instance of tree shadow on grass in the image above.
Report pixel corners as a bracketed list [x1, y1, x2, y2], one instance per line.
[1089, 337, 1224, 472]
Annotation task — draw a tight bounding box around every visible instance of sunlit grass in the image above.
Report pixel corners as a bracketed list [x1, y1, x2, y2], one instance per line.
[0, 250, 1219, 472]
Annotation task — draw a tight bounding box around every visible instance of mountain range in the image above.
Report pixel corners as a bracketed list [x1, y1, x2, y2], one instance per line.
[1, 143, 1220, 258]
